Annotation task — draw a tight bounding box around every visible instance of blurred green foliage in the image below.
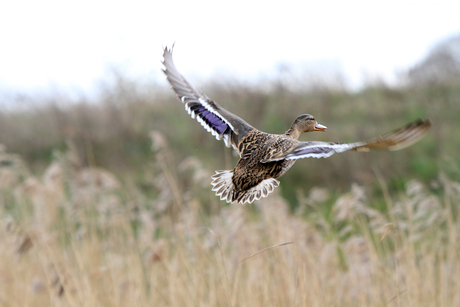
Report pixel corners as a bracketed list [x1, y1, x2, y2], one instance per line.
[1, 76, 459, 209]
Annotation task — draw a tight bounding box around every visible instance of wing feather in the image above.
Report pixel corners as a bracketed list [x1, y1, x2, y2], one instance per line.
[162, 47, 255, 152]
[264, 118, 432, 161]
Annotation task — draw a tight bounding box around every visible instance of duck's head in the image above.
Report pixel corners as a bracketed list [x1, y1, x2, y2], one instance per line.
[293, 114, 327, 133]
[286, 114, 327, 139]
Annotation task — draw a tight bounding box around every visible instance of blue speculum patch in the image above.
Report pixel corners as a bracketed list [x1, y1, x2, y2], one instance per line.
[214, 123, 227, 134]
[189, 102, 228, 135]
[199, 112, 227, 133]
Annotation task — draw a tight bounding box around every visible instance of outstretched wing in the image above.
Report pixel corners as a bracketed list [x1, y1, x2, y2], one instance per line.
[162, 47, 255, 152]
[264, 118, 432, 161]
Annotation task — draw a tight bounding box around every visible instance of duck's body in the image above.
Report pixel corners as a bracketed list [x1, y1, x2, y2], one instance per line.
[224, 131, 297, 202]
[162, 47, 432, 204]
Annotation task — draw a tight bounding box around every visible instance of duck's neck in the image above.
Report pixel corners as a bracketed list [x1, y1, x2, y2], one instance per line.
[285, 127, 302, 140]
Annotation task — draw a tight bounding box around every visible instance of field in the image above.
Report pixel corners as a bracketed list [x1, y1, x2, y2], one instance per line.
[1, 73, 460, 306]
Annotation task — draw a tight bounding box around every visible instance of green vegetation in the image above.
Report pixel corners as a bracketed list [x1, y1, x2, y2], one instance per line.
[1, 40, 460, 304]
[1, 78, 459, 207]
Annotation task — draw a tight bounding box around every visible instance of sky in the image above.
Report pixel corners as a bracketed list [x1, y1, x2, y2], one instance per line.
[1, 0, 459, 98]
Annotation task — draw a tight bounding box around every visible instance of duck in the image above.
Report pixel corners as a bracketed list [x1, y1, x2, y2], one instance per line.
[162, 47, 432, 204]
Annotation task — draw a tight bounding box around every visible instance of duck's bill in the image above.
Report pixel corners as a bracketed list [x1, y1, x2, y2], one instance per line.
[314, 123, 327, 132]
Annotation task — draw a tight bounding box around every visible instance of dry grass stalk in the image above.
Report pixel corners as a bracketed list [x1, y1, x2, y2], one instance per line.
[0, 142, 459, 306]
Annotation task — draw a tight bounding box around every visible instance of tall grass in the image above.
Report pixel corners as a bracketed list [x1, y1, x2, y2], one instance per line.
[1, 130, 459, 306]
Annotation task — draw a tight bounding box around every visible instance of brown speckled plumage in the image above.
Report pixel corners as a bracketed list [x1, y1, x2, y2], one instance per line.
[233, 131, 297, 191]
[162, 46, 432, 204]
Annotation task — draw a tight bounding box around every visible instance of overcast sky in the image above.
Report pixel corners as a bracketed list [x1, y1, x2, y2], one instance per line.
[1, 0, 459, 97]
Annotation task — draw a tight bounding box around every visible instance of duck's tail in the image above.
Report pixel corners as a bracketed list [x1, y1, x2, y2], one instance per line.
[211, 170, 279, 204]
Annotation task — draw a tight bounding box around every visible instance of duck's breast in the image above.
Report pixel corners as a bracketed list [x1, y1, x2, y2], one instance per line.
[232, 134, 297, 191]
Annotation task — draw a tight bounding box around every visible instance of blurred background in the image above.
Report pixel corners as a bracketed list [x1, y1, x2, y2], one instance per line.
[1, 1, 460, 305]
[1, 0, 459, 208]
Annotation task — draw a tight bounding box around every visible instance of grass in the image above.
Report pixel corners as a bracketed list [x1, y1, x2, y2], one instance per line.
[1, 72, 460, 305]
[1, 128, 459, 306]
[2, 78, 460, 186]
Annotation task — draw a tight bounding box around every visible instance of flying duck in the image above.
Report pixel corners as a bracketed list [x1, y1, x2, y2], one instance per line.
[162, 47, 432, 204]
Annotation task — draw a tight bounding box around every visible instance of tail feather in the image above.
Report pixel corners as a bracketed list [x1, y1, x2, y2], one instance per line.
[211, 170, 279, 204]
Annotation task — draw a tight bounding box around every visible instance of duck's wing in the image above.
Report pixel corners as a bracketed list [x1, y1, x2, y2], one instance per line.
[263, 118, 432, 162]
[162, 47, 255, 152]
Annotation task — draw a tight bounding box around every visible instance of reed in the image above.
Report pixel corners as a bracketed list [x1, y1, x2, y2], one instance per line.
[1, 131, 458, 306]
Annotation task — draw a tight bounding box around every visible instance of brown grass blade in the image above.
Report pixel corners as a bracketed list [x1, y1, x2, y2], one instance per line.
[238, 242, 294, 264]
[380, 223, 395, 242]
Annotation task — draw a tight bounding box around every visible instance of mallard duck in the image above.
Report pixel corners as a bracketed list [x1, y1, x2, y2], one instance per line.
[162, 47, 432, 204]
